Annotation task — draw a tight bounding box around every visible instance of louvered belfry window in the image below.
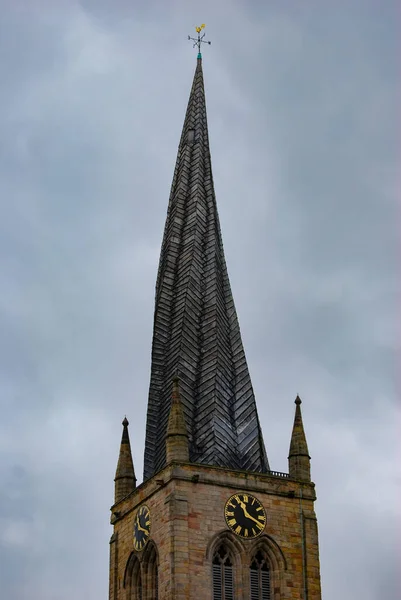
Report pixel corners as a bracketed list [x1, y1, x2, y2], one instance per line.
[250, 550, 271, 600]
[212, 545, 234, 600]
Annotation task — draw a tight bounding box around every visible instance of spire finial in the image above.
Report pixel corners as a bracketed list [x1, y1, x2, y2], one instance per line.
[188, 24, 211, 59]
[295, 395, 302, 405]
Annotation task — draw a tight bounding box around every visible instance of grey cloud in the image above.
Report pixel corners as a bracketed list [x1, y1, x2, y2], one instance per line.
[0, 1, 398, 598]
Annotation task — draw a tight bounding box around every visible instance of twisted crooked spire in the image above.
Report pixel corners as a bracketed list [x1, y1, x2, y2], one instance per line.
[143, 57, 269, 480]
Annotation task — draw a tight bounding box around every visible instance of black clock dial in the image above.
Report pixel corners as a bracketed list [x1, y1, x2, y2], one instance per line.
[224, 493, 266, 538]
[133, 505, 151, 551]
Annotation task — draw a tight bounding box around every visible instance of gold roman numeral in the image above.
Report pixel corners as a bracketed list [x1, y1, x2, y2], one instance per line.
[235, 525, 242, 535]
[243, 494, 248, 503]
[244, 529, 249, 537]
[225, 511, 234, 517]
[228, 518, 236, 526]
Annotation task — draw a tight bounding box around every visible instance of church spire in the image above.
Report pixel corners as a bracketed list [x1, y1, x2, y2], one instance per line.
[114, 417, 136, 503]
[288, 396, 311, 482]
[143, 55, 269, 480]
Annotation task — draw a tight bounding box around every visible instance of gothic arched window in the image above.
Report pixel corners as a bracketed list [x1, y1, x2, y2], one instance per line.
[128, 556, 142, 600]
[149, 556, 158, 600]
[212, 544, 234, 600]
[250, 550, 271, 600]
[142, 541, 158, 600]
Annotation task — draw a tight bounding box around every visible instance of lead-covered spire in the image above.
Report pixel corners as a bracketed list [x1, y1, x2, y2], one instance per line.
[143, 57, 269, 480]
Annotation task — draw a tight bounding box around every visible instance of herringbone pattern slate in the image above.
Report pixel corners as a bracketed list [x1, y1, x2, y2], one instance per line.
[143, 58, 269, 480]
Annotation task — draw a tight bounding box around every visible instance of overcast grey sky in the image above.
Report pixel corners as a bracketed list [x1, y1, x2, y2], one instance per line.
[0, 1, 399, 598]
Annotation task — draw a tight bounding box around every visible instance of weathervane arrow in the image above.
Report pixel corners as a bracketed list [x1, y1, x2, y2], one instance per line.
[188, 23, 211, 58]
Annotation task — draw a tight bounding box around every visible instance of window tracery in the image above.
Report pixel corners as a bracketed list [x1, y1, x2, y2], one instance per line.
[250, 550, 271, 600]
[125, 555, 142, 600]
[142, 541, 158, 600]
[212, 544, 234, 600]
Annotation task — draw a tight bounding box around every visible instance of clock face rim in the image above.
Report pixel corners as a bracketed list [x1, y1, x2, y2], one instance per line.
[224, 492, 266, 539]
[133, 504, 151, 551]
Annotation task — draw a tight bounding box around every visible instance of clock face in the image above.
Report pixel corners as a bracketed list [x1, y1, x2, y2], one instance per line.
[133, 505, 151, 551]
[224, 493, 266, 539]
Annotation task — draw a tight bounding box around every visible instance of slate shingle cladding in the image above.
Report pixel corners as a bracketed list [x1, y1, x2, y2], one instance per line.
[143, 58, 269, 480]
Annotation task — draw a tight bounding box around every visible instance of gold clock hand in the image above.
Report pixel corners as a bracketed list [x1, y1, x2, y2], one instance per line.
[238, 500, 263, 527]
[237, 499, 248, 515]
[246, 512, 264, 527]
[136, 522, 147, 533]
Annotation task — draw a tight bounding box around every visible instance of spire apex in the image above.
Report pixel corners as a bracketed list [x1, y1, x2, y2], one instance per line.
[121, 416, 130, 443]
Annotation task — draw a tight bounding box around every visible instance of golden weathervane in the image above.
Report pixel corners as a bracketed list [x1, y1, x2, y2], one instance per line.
[188, 24, 211, 57]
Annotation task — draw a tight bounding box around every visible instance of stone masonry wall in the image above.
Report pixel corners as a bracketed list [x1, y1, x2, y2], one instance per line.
[109, 463, 322, 600]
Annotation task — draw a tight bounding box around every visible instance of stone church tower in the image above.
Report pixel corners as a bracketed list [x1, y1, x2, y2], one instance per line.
[109, 53, 322, 600]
